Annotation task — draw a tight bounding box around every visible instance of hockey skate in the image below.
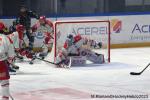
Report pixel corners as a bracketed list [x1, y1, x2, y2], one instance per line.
[11, 63, 19, 70]
[29, 54, 36, 64]
[9, 66, 16, 75]
[39, 52, 48, 59]
[16, 55, 24, 61]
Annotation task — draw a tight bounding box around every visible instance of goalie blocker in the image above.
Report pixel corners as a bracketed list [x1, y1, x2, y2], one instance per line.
[55, 34, 104, 67]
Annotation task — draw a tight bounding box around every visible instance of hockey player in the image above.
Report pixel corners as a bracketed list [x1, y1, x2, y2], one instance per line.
[0, 23, 18, 73]
[0, 21, 15, 100]
[55, 34, 104, 67]
[15, 6, 39, 51]
[9, 24, 36, 63]
[32, 16, 54, 59]
[8, 24, 25, 68]
[9, 24, 25, 52]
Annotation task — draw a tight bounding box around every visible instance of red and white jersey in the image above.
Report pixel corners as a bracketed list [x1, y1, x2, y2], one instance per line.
[32, 20, 54, 45]
[8, 32, 19, 49]
[0, 34, 15, 61]
[62, 34, 84, 55]
[0, 34, 15, 80]
[32, 20, 53, 34]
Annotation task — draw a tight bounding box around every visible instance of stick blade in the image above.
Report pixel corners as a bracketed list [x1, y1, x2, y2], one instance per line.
[66, 57, 72, 68]
[130, 72, 141, 75]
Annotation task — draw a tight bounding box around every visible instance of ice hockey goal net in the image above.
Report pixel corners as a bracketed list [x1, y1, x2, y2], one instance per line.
[53, 20, 110, 63]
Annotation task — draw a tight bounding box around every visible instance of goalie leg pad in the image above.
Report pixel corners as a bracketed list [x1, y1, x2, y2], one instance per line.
[86, 50, 104, 64]
[71, 56, 86, 66]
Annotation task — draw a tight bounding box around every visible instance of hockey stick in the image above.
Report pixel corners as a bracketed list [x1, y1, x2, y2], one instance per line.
[10, 94, 14, 100]
[34, 56, 57, 65]
[35, 56, 72, 68]
[49, 34, 54, 39]
[130, 63, 150, 75]
[22, 39, 27, 48]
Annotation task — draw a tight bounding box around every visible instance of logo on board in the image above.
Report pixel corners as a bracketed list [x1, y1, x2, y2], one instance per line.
[111, 19, 122, 33]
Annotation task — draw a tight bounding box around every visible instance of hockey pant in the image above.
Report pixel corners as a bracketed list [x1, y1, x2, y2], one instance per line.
[80, 49, 104, 64]
[71, 56, 86, 66]
[0, 80, 9, 100]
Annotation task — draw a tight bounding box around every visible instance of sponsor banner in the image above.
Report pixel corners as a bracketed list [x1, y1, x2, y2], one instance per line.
[109, 15, 150, 44]
[1, 15, 150, 48]
[58, 15, 150, 44]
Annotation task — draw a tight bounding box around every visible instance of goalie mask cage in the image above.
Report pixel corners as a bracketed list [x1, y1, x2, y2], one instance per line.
[53, 20, 111, 63]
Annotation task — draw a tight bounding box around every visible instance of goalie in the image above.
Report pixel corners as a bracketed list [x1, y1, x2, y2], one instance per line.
[55, 34, 104, 67]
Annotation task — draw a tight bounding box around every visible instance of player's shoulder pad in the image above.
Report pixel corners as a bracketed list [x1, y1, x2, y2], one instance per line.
[46, 20, 53, 27]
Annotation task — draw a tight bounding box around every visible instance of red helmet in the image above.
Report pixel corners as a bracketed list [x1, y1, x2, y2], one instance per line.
[0, 22, 5, 32]
[39, 16, 46, 21]
[16, 24, 24, 32]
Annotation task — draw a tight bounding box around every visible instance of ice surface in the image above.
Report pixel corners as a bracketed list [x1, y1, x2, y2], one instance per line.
[1, 47, 150, 100]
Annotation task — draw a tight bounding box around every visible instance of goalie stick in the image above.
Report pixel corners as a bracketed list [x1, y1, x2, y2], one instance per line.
[130, 63, 150, 75]
[34, 56, 72, 68]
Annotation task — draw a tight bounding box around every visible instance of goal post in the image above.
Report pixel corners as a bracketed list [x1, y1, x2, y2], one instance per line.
[53, 20, 111, 63]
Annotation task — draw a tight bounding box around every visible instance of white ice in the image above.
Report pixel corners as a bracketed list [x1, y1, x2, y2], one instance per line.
[1, 47, 150, 100]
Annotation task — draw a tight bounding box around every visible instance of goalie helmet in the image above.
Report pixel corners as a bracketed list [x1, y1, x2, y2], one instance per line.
[67, 34, 74, 42]
[67, 34, 73, 39]
[63, 34, 74, 49]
